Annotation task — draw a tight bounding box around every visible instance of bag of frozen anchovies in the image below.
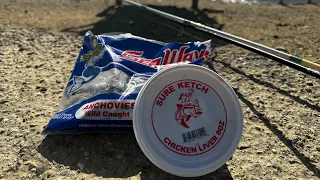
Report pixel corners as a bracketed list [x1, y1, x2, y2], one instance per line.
[42, 31, 211, 134]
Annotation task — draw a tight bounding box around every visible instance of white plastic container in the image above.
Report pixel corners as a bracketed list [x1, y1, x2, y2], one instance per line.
[133, 64, 243, 177]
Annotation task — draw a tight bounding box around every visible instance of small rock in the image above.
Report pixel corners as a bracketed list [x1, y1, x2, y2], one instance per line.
[306, 82, 313, 86]
[271, 162, 280, 169]
[276, 23, 289, 27]
[43, 170, 54, 178]
[254, 127, 262, 131]
[287, 125, 293, 129]
[26, 65, 31, 68]
[19, 47, 26, 52]
[305, 88, 312, 93]
[273, 35, 279, 39]
[288, 178, 297, 180]
[40, 87, 47, 93]
[316, 147, 320, 152]
[84, 151, 90, 157]
[56, 79, 62, 84]
[289, 160, 299, 164]
[60, 170, 70, 176]
[25, 10, 28, 13]
[116, 154, 122, 159]
[248, 74, 254, 79]
[36, 167, 45, 175]
[256, 151, 263, 154]
[272, 149, 277, 154]
[77, 162, 84, 170]
[239, 146, 250, 150]
[0, 100, 9, 104]
[305, 134, 312, 139]
[275, 47, 289, 53]
[26, 161, 37, 170]
[30, 168, 37, 173]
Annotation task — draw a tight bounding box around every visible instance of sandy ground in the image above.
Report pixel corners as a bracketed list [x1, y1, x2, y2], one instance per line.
[0, 0, 319, 179]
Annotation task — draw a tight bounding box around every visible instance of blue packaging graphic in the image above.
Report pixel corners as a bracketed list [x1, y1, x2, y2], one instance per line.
[42, 31, 212, 134]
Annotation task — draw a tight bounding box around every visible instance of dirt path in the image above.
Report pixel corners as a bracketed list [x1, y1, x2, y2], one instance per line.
[0, 0, 319, 179]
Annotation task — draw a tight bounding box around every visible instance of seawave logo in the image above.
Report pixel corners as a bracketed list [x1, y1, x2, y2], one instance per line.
[175, 88, 203, 128]
[120, 46, 211, 69]
[152, 79, 227, 156]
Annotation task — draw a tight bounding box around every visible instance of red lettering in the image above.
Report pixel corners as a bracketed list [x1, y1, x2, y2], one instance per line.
[114, 102, 120, 109]
[94, 103, 99, 108]
[149, 57, 162, 67]
[176, 145, 181, 151]
[156, 100, 163, 106]
[201, 85, 209, 93]
[183, 52, 193, 62]
[191, 147, 197, 153]
[196, 83, 202, 90]
[121, 50, 143, 57]
[177, 82, 184, 89]
[83, 105, 89, 110]
[169, 49, 178, 63]
[124, 102, 130, 109]
[204, 50, 210, 59]
[132, 57, 139, 62]
[184, 82, 190, 88]
[177, 46, 189, 63]
[203, 141, 210, 149]
[163, 49, 171, 65]
[169, 85, 175, 92]
[168, 140, 176, 149]
[107, 103, 113, 109]
[181, 146, 186, 153]
[163, 89, 170, 97]
[219, 120, 225, 126]
[199, 50, 205, 59]
[209, 136, 218, 145]
[194, 50, 200, 60]
[100, 102, 106, 108]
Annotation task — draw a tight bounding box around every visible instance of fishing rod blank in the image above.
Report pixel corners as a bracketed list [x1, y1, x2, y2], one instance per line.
[121, 0, 320, 79]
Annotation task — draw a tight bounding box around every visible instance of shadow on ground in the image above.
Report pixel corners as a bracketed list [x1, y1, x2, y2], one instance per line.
[233, 89, 320, 178]
[38, 134, 233, 179]
[62, 3, 227, 47]
[213, 59, 320, 113]
[209, 58, 320, 177]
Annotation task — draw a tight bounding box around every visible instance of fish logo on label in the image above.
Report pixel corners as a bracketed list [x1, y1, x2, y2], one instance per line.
[175, 89, 202, 128]
[68, 34, 106, 94]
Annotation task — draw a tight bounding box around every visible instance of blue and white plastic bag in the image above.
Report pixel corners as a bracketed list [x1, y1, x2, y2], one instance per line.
[42, 31, 211, 134]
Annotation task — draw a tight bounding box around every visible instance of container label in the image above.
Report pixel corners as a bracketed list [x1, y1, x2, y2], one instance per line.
[152, 79, 227, 156]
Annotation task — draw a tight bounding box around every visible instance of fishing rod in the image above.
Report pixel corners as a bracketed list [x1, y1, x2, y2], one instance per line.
[120, 0, 320, 79]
